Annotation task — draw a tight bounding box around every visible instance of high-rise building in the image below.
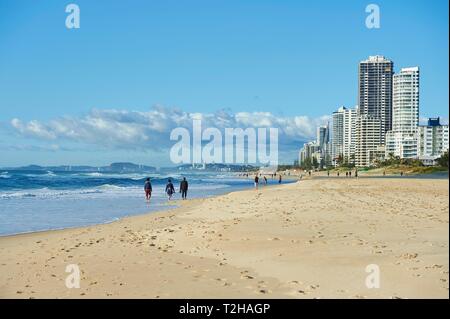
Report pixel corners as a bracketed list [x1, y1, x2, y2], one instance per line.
[332, 106, 358, 166]
[392, 67, 419, 133]
[355, 115, 384, 167]
[343, 107, 358, 164]
[358, 55, 394, 137]
[299, 142, 321, 167]
[385, 67, 420, 159]
[356, 56, 393, 166]
[317, 124, 330, 149]
[316, 123, 332, 167]
[332, 107, 345, 164]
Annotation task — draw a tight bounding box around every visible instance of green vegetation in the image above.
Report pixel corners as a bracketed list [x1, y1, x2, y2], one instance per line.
[436, 151, 449, 168]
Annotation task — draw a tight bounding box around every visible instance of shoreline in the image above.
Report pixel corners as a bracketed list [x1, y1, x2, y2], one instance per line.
[0, 174, 446, 239]
[0, 179, 293, 239]
[1, 177, 448, 298]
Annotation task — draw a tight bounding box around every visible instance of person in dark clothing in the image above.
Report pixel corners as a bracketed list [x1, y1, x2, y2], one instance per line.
[263, 176, 268, 185]
[165, 179, 175, 200]
[179, 177, 189, 200]
[144, 178, 152, 201]
[278, 174, 282, 184]
[254, 175, 259, 189]
[355, 169, 358, 178]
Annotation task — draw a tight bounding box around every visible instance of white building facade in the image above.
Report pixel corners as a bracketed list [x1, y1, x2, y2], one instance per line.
[385, 67, 420, 159]
[418, 118, 449, 161]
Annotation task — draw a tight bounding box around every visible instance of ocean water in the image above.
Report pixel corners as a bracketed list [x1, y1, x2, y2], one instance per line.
[0, 170, 270, 236]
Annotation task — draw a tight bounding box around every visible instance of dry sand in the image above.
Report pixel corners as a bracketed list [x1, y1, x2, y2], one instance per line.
[0, 177, 448, 299]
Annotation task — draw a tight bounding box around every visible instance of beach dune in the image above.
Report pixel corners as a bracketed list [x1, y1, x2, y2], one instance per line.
[0, 177, 448, 298]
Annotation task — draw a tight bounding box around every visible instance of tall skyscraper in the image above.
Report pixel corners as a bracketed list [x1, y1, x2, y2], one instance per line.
[356, 55, 394, 166]
[332, 106, 357, 165]
[385, 67, 420, 159]
[343, 107, 358, 164]
[392, 67, 419, 133]
[332, 107, 345, 164]
[317, 124, 330, 149]
[358, 55, 394, 136]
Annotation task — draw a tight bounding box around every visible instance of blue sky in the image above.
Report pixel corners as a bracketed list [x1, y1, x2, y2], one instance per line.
[0, 0, 448, 166]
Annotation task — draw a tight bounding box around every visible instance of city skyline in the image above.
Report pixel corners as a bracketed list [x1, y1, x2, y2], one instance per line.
[300, 55, 448, 168]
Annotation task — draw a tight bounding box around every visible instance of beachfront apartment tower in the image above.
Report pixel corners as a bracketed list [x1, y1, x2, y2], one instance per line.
[343, 107, 358, 165]
[418, 117, 449, 161]
[356, 56, 393, 166]
[392, 67, 419, 133]
[332, 107, 345, 165]
[332, 106, 358, 166]
[317, 124, 330, 149]
[299, 142, 321, 167]
[317, 123, 332, 167]
[385, 67, 420, 159]
[355, 115, 384, 167]
[358, 55, 394, 136]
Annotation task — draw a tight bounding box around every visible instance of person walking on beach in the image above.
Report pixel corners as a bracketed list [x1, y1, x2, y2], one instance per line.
[327, 170, 330, 177]
[165, 179, 175, 200]
[278, 174, 282, 184]
[263, 176, 268, 185]
[179, 177, 188, 200]
[144, 178, 152, 201]
[254, 175, 259, 189]
[337, 171, 340, 177]
[355, 169, 358, 178]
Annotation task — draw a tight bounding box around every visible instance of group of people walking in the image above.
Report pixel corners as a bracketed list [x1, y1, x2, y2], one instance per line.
[328, 170, 358, 178]
[254, 174, 282, 189]
[144, 177, 189, 202]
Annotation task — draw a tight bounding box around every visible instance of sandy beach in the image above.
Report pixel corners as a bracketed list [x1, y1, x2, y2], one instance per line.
[0, 177, 448, 299]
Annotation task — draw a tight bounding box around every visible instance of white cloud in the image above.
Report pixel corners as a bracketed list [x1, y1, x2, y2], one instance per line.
[10, 106, 329, 151]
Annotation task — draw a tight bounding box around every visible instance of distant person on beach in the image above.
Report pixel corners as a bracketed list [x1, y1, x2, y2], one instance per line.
[337, 172, 340, 177]
[263, 176, 268, 185]
[400, 171, 404, 177]
[383, 170, 386, 176]
[179, 177, 188, 200]
[165, 179, 175, 200]
[308, 171, 311, 177]
[327, 170, 330, 177]
[144, 178, 152, 201]
[349, 171, 352, 177]
[254, 175, 259, 189]
[278, 175, 282, 184]
[355, 170, 358, 178]
[345, 172, 348, 177]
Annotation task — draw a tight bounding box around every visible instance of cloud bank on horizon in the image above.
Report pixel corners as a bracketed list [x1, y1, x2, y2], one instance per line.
[8, 106, 330, 161]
